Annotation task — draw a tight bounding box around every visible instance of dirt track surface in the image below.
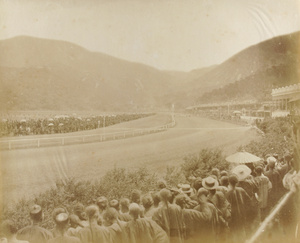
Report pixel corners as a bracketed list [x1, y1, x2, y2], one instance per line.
[1, 114, 259, 203]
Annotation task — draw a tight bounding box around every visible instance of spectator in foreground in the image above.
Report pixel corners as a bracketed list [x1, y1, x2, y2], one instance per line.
[254, 166, 272, 221]
[226, 174, 251, 242]
[51, 207, 67, 237]
[48, 213, 81, 243]
[77, 205, 111, 243]
[0, 220, 29, 243]
[152, 189, 185, 243]
[16, 205, 53, 243]
[124, 203, 169, 243]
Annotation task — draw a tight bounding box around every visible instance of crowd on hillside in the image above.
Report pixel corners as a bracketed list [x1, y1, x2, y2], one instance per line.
[1, 152, 299, 243]
[0, 113, 152, 137]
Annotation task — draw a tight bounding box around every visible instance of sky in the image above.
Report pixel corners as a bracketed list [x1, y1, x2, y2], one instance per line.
[1, 0, 300, 71]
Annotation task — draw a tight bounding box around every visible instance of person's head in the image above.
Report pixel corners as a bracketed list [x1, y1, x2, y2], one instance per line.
[211, 168, 220, 179]
[103, 208, 118, 226]
[197, 188, 209, 204]
[202, 176, 218, 194]
[142, 194, 153, 210]
[159, 188, 172, 204]
[157, 179, 167, 189]
[1, 220, 17, 238]
[178, 184, 193, 197]
[54, 213, 70, 233]
[131, 190, 141, 204]
[228, 174, 239, 188]
[267, 157, 277, 169]
[255, 166, 263, 176]
[85, 205, 100, 222]
[69, 214, 83, 228]
[175, 194, 188, 209]
[129, 203, 140, 220]
[220, 170, 228, 177]
[52, 207, 66, 221]
[151, 192, 160, 207]
[73, 203, 87, 221]
[30, 205, 43, 223]
[220, 176, 229, 187]
[193, 177, 202, 191]
[96, 196, 108, 210]
[109, 199, 119, 211]
[120, 198, 130, 213]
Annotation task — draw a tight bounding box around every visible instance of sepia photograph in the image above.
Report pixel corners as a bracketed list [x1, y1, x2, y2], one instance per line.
[0, 0, 300, 242]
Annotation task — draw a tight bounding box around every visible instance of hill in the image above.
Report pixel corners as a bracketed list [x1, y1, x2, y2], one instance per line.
[194, 32, 300, 104]
[0, 36, 205, 111]
[0, 32, 299, 111]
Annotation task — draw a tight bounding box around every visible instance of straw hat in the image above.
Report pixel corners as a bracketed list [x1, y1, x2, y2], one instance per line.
[232, 165, 251, 181]
[202, 177, 219, 190]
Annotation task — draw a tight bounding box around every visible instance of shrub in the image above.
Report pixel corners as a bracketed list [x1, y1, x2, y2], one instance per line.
[180, 148, 228, 179]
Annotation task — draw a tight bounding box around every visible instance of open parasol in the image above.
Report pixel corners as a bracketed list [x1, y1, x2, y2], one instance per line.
[225, 151, 262, 164]
[48, 123, 54, 126]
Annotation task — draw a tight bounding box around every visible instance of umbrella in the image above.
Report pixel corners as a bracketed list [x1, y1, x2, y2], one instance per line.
[20, 119, 26, 123]
[48, 123, 54, 126]
[59, 123, 64, 126]
[225, 151, 262, 164]
[48, 118, 54, 121]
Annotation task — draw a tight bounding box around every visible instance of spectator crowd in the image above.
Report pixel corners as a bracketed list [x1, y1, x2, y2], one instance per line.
[0, 113, 152, 137]
[1, 152, 299, 243]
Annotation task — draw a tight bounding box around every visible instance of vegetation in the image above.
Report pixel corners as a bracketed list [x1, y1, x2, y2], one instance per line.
[1, 117, 298, 232]
[243, 117, 294, 158]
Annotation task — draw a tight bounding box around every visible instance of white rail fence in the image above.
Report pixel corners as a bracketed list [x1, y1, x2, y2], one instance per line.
[0, 121, 176, 150]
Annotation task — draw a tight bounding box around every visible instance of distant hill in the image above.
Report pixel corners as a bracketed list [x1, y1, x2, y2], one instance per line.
[0, 36, 203, 111]
[0, 32, 299, 111]
[194, 32, 300, 104]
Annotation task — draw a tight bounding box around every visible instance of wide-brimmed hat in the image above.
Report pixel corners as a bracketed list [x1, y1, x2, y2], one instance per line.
[30, 205, 42, 216]
[178, 184, 193, 194]
[55, 213, 69, 224]
[232, 165, 252, 181]
[202, 177, 219, 190]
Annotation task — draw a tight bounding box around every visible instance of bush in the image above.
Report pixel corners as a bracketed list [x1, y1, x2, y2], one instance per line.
[180, 148, 228, 179]
[245, 117, 294, 158]
[1, 166, 158, 231]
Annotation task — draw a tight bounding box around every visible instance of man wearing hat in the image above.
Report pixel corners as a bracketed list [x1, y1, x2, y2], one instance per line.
[16, 205, 53, 243]
[48, 213, 81, 243]
[265, 156, 283, 207]
[254, 166, 272, 221]
[202, 177, 231, 222]
[233, 165, 260, 231]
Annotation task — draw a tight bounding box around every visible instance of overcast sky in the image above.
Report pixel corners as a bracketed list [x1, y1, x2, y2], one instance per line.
[1, 0, 300, 71]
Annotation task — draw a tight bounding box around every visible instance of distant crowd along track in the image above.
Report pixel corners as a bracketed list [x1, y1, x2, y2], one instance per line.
[0, 120, 176, 150]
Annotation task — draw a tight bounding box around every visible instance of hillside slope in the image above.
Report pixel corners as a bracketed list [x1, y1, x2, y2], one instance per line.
[193, 32, 300, 104]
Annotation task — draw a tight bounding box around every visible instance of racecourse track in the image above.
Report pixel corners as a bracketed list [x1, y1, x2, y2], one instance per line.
[0, 114, 259, 204]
